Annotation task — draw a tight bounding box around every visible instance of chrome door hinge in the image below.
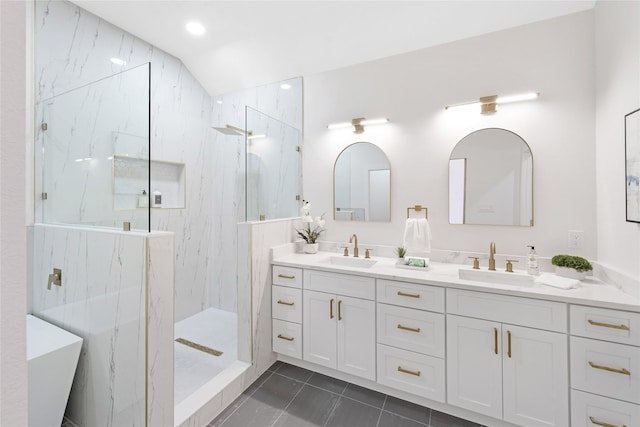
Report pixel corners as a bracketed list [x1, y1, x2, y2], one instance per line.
[41, 123, 48, 131]
[41, 192, 48, 200]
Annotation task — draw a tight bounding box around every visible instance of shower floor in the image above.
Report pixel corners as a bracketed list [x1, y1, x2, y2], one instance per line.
[174, 308, 238, 404]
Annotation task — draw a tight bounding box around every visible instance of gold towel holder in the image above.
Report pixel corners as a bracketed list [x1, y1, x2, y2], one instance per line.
[407, 205, 428, 219]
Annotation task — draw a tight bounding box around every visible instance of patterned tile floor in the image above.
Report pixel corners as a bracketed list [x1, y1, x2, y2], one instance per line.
[209, 362, 483, 427]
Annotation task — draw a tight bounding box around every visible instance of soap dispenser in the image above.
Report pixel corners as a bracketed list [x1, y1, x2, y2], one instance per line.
[138, 190, 149, 208]
[526, 245, 539, 276]
[151, 189, 162, 208]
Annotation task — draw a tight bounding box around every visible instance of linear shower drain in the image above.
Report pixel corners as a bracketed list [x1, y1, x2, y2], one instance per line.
[175, 337, 223, 357]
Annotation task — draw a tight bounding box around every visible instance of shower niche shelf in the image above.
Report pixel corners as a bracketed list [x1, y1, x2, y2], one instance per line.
[113, 155, 186, 210]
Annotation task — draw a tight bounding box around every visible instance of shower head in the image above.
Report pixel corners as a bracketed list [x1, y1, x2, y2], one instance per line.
[211, 124, 246, 136]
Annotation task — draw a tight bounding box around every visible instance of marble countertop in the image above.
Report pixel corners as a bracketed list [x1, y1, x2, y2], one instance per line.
[272, 251, 640, 313]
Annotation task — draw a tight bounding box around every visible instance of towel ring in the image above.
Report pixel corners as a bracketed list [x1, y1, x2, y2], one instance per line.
[407, 205, 428, 219]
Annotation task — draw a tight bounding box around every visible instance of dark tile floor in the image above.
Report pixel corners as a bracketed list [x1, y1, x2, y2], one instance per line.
[209, 362, 482, 427]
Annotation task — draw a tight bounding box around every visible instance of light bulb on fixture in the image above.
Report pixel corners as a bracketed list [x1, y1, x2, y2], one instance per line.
[445, 92, 539, 113]
[327, 117, 389, 133]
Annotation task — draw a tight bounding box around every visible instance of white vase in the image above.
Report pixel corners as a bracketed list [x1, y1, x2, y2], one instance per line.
[303, 243, 319, 254]
[555, 266, 588, 280]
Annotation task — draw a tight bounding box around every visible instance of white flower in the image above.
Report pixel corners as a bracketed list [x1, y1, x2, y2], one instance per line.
[314, 217, 325, 228]
[302, 214, 314, 223]
[300, 201, 311, 215]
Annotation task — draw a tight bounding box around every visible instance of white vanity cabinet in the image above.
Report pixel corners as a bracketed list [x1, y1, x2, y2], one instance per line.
[446, 289, 569, 427]
[376, 280, 446, 402]
[302, 269, 376, 381]
[569, 305, 640, 427]
[271, 266, 303, 358]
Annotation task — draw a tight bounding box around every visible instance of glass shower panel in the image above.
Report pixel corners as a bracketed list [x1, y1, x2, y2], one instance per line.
[40, 63, 150, 231]
[245, 106, 301, 221]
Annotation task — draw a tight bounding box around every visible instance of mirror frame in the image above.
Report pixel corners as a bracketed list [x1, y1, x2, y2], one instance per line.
[333, 141, 391, 222]
[449, 127, 534, 227]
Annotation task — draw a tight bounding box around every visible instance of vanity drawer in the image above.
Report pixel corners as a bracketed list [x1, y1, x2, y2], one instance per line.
[272, 285, 302, 323]
[376, 303, 444, 357]
[571, 389, 640, 427]
[272, 266, 303, 288]
[571, 336, 640, 403]
[303, 269, 375, 300]
[376, 344, 445, 403]
[376, 279, 444, 312]
[446, 288, 567, 332]
[272, 319, 302, 359]
[571, 305, 640, 346]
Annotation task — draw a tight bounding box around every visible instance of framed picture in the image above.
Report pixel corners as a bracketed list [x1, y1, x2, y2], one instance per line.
[626, 107, 640, 223]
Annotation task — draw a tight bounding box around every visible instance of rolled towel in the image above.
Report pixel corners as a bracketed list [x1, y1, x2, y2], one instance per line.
[535, 273, 580, 290]
[403, 218, 432, 253]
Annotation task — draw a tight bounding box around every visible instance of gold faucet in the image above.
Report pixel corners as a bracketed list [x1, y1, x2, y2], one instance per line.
[488, 241, 496, 271]
[349, 234, 359, 258]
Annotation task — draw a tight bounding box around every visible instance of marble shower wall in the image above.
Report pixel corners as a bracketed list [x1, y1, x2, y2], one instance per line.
[210, 78, 303, 313]
[35, 0, 213, 321]
[30, 224, 174, 427]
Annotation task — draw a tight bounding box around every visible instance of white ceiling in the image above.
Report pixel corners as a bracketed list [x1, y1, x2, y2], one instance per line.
[72, 1, 596, 96]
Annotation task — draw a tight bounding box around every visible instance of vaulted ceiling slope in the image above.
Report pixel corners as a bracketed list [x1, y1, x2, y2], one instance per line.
[72, 1, 596, 96]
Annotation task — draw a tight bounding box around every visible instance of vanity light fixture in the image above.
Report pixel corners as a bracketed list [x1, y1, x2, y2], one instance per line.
[327, 117, 389, 134]
[280, 83, 292, 90]
[446, 92, 539, 114]
[110, 57, 126, 66]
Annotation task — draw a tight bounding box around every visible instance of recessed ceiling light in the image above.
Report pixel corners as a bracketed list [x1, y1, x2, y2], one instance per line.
[280, 83, 292, 90]
[110, 57, 126, 66]
[186, 21, 206, 36]
[216, 100, 223, 104]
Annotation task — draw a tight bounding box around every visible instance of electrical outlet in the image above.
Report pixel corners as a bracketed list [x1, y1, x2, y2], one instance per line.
[567, 230, 584, 249]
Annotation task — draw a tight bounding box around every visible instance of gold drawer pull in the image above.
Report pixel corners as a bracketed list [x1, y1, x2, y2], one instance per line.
[277, 274, 295, 279]
[330, 298, 334, 319]
[397, 291, 420, 299]
[397, 366, 421, 377]
[277, 334, 294, 342]
[507, 330, 512, 358]
[494, 327, 499, 355]
[397, 324, 421, 333]
[588, 319, 630, 331]
[589, 416, 627, 427]
[277, 300, 294, 306]
[588, 361, 631, 376]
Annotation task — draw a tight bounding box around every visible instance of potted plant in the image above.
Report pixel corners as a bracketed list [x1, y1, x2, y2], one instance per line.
[395, 246, 407, 259]
[551, 254, 593, 280]
[296, 201, 325, 254]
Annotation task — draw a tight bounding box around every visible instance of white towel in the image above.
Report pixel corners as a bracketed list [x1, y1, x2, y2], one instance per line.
[403, 218, 432, 253]
[535, 273, 580, 290]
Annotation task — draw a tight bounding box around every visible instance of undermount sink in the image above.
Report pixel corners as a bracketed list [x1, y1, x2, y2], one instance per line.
[327, 255, 377, 269]
[458, 267, 534, 286]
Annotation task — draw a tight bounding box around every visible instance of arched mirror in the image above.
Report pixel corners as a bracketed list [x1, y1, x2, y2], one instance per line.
[449, 128, 533, 226]
[334, 142, 391, 221]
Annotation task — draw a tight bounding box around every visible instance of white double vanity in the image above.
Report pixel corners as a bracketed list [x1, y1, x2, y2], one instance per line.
[271, 250, 639, 427]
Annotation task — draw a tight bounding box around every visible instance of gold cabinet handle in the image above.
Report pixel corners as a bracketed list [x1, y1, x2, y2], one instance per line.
[277, 300, 294, 306]
[397, 324, 421, 333]
[494, 327, 499, 355]
[588, 361, 631, 376]
[277, 334, 294, 342]
[507, 330, 512, 358]
[397, 366, 421, 377]
[330, 298, 334, 319]
[588, 319, 630, 331]
[338, 300, 343, 320]
[277, 274, 295, 279]
[589, 416, 627, 427]
[397, 291, 420, 299]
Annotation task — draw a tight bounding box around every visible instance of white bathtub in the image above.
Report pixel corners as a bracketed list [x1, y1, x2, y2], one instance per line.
[27, 314, 82, 427]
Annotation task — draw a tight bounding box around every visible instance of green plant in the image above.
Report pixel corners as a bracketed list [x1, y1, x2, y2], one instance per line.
[551, 254, 593, 272]
[395, 246, 407, 258]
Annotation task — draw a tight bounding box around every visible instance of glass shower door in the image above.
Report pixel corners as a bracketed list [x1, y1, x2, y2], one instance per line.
[245, 106, 301, 221]
[39, 63, 151, 231]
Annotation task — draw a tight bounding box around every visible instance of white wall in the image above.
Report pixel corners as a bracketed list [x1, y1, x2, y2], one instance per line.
[595, 1, 640, 283]
[304, 10, 597, 260]
[0, 1, 28, 425]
